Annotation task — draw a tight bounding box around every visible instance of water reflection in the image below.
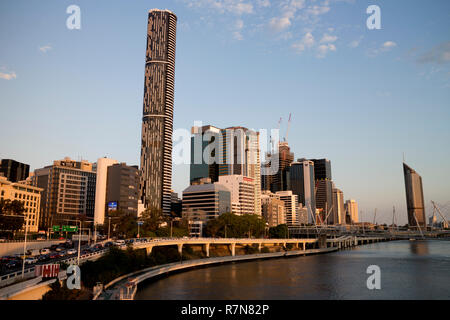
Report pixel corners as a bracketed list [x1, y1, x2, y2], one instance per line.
[135, 241, 450, 300]
[409, 241, 429, 256]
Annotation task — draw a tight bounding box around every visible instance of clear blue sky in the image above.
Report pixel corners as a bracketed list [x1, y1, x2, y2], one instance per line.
[1, 0, 449, 225]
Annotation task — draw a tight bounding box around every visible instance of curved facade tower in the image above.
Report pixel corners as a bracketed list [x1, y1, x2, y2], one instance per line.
[140, 9, 177, 215]
[403, 162, 426, 228]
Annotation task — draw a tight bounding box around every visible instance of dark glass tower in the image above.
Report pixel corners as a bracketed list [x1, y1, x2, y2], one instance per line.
[403, 163, 426, 228]
[311, 159, 332, 180]
[290, 159, 316, 223]
[0, 159, 30, 182]
[140, 9, 177, 215]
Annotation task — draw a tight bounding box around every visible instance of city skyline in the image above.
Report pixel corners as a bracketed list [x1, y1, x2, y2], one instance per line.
[1, 1, 450, 225]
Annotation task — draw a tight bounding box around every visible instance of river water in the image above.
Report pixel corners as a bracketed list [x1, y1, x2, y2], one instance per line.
[135, 240, 450, 300]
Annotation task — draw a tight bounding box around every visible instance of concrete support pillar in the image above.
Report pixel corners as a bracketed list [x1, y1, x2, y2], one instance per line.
[258, 243, 262, 252]
[231, 243, 236, 256]
[177, 243, 183, 255]
[205, 243, 210, 257]
[146, 246, 153, 255]
[302, 242, 305, 251]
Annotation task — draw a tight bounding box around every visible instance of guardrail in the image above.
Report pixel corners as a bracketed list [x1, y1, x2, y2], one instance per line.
[0, 249, 107, 288]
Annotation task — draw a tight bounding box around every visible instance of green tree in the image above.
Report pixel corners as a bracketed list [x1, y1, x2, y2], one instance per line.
[140, 207, 165, 233]
[204, 213, 266, 238]
[107, 210, 137, 239]
[0, 199, 25, 238]
[268, 224, 288, 239]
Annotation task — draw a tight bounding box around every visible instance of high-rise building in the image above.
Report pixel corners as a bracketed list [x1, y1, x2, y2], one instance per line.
[310, 159, 334, 224]
[260, 191, 286, 227]
[403, 163, 426, 228]
[190, 125, 261, 215]
[106, 163, 139, 217]
[140, 9, 177, 216]
[262, 142, 294, 193]
[332, 188, 345, 225]
[276, 191, 299, 226]
[218, 175, 255, 216]
[94, 157, 118, 225]
[311, 159, 332, 180]
[315, 179, 334, 224]
[33, 157, 96, 229]
[345, 199, 359, 224]
[0, 159, 30, 183]
[170, 191, 182, 217]
[190, 125, 221, 184]
[0, 176, 43, 233]
[290, 159, 316, 223]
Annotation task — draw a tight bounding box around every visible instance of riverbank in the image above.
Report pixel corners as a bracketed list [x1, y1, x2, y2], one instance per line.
[96, 247, 339, 300]
[135, 240, 450, 300]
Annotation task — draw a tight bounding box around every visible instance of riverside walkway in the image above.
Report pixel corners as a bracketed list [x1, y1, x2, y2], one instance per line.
[96, 235, 387, 300]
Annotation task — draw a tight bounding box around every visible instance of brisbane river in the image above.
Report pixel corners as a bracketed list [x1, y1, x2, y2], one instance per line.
[135, 240, 450, 300]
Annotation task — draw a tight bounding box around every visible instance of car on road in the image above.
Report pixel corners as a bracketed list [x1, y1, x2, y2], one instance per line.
[6, 260, 19, 269]
[114, 240, 126, 246]
[24, 257, 37, 265]
[40, 248, 51, 255]
[37, 254, 50, 262]
[67, 249, 77, 255]
[55, 247, 64, 252]
[104, 241, 114, 248]
[0, 256, 15, 262]
[49, 253, 59, 259]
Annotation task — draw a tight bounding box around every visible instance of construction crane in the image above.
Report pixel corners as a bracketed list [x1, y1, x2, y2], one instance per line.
[285, 113, 292, 143]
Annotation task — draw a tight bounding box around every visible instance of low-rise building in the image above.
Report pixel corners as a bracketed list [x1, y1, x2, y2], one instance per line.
[261, 191, 285, 227]
[182, 182, 231, 236]
[0, 176, 43, 232]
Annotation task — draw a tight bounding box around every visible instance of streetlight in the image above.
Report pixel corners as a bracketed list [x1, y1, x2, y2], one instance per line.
[137, 220, 143, 238]
[21, 213, 29, 278]
[108, 217, 111, 240]
[60, 218, 85, 266]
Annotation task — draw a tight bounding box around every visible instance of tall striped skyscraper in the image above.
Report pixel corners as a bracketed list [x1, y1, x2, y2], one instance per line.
[140, 9, 177, 215]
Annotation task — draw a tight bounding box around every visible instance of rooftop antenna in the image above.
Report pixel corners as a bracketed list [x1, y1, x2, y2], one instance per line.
[373, 208, 377, 225]
[402, 152, 405, 163]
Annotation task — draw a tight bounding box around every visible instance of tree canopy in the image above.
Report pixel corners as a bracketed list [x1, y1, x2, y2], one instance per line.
[0, 199, 25, 237]
[204, 213, 266, 238]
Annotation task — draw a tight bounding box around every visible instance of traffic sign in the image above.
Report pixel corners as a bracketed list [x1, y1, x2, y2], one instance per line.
[52, 225, 60, 232]
[137, 221, 144, 226]
[62, 225, 78, 232]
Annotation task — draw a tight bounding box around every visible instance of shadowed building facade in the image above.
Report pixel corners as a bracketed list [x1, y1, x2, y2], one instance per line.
[0, 159, 30, 183]
[140, 9, 177, 215]
[403, 163, 426, 228]
[290, 159, 316, 224]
